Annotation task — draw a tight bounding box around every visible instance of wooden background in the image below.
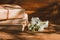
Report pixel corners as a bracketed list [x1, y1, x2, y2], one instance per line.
[0, 0, 60, 40]
[0, 0, 60, 24]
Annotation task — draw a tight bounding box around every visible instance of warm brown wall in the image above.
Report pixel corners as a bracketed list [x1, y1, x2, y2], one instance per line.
[0, 0, 60, 24]
[0, 0, 60, 10]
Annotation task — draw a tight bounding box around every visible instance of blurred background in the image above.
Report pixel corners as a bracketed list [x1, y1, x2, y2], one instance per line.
[0, 0, 60, 40]
[0, 0, 60, 25]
